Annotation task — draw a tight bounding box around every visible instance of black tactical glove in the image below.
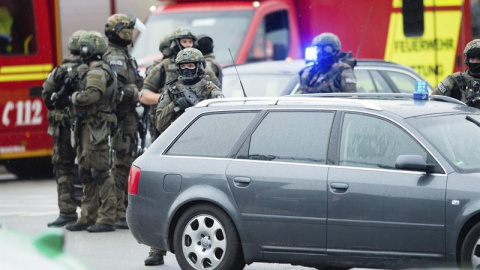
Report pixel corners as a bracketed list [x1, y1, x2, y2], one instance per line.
[53, 95, 71, 110]
[173, 97, 192, 111]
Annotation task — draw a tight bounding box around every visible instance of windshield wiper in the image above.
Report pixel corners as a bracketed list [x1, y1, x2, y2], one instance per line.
[466, 115, 480, 127]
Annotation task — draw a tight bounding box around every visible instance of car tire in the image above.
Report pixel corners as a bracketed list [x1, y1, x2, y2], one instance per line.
[461, 222, 480, 269]
[173, 204, 245, 270]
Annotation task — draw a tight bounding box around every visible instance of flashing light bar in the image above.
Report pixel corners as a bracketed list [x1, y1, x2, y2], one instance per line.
[305, 46, 316, 62]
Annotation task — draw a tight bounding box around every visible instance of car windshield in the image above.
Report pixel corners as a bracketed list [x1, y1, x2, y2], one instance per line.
[406, 113, 480, 172]
[131, 10, 253, 67]
[223, 73, 297, 97]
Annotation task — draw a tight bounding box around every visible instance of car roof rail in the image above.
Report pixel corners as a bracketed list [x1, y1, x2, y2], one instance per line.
[195, 96, 383, 111]
[292, 93, 467, 106]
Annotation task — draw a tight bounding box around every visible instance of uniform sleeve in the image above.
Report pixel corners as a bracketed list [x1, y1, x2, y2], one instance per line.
[297, 66, 311, 94]
[143, 63, 166, 93]
[42, 67, 65, 109]
[209, 85, 224, 99]
[155, 90, 176, 134]
[71, 67, 105, 106]
[340, 67, 357, 93]
[433, 76, 454, 96]
[205, 67, 221, 88]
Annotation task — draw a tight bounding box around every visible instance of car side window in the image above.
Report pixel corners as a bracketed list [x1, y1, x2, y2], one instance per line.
[166, 112, 258, 157]
[370, 70, 391, 92]
[354, 69, 374, 93]
[385, 71, 416, 93]
[247, 111, 334, 164]
[339, 113, 428, 170]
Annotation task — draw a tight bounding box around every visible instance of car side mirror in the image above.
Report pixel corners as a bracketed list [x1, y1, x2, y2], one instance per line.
[395, 154, 433, 173]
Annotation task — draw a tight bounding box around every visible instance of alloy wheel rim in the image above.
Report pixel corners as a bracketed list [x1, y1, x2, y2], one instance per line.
[473, 237, 480, 269]
[182, 214, 227, 269]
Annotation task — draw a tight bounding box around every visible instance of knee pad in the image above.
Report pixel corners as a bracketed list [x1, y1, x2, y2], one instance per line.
[91, 168, 109, 185]
[78, 166, 94, 184]
[55, 168, 71, 179]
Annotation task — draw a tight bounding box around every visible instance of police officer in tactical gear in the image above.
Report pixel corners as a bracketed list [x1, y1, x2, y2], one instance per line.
[298, 32, 357, 93]
[433, 39, 480, 108]
[104, 13, 143, 230]
[65, 31, 118, 233]
[142, 48, 224, 266]
[139, 27, 220, 144]
[195, 34, 223, 87]
[42, 30, 86, 228]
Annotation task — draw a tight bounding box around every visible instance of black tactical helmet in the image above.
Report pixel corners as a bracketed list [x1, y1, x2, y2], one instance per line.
[159, 35, 173, 58]
[169, 27, 196, 53]
[464, 39, 480, 76]
[195, 34, 214, 55]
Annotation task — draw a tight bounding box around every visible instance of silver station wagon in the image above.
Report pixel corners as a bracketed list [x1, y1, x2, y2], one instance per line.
[127, 93, 480, 270]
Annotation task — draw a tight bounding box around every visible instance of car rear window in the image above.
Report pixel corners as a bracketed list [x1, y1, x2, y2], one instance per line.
[166, 112, 258, 158]
[246, 111, 334, 164]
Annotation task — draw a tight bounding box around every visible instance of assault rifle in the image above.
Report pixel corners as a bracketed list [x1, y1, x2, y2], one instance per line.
[136, 102, 149, 156]
[165, 78, 201, 113]
[465, 81, 480, 108]
[51, 74, 78, 109]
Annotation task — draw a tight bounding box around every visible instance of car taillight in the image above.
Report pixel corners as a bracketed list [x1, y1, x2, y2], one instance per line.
[128, 165, 141, 195]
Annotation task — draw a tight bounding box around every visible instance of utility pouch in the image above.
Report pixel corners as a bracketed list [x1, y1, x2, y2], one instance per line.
[111, 129, 131, 154]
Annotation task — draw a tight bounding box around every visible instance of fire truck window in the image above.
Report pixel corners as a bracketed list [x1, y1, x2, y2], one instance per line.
[0, 0, 37, 55]
[402, 0, 424, 37]
[472, 0, 480, 39]
[247, 10, 289, 62]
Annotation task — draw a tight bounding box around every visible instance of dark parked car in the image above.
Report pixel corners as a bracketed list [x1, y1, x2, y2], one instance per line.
[127, 93, 480, 270]
[222, 59, 434, 97]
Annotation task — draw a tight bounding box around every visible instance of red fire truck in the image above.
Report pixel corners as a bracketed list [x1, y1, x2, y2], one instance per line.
[132, 0, 478, 86]
[0, 0, 61, 177]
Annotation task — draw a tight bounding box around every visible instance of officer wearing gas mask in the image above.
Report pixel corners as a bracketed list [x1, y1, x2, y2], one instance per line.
[298, 32, 357, 93]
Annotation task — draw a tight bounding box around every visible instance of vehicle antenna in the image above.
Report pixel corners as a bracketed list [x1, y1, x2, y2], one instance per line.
[228, 48, 247, 97]
[356, 6, 373, 59]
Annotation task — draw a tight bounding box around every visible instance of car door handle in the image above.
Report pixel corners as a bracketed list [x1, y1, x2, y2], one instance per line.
[233, 177, 251, 188]
[330, 182, 349, 193]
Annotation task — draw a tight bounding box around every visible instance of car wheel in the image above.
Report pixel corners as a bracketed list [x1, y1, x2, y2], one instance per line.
[173, 204, 245, 270]
[461, 222, 480, 269]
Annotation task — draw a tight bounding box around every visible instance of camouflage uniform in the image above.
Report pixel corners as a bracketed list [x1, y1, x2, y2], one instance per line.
[104, 14, 143, 227]
[145, 48, 224, 266]
[67, 31, 117, 232]
[41, 30, 86, 227]
[141, 27, 220, 143]
[156, 48, 224, 134]
[433, 39, 480, 108]
[298, 33, 356, 93]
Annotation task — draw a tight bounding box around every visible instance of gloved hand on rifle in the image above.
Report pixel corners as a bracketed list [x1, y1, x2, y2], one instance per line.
[173, 97, 192, 111]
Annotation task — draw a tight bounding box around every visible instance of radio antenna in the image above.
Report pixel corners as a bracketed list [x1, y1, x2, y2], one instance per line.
[356, 6, 373, 59]
[228, 48, 247, 97]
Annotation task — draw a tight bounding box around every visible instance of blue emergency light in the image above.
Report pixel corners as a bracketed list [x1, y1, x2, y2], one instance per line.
[305, 46, 316, 62]
[413, 80, 429, 100]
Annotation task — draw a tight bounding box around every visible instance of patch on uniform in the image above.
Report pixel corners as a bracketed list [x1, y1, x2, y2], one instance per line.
[437, 82, 447, 94]
[109, 60, 124, 66]
[345, 77, 356, 84]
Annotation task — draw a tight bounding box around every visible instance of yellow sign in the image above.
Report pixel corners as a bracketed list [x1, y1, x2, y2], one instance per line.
[385, 3, 462, 86]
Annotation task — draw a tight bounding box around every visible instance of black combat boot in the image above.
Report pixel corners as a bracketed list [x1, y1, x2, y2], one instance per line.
[144, 253, 164, 266]
[47, 216, 77, 228]
[65, 222, 89, 231]
[114, 218, 129, 229]
[86, 223, 115, 233]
